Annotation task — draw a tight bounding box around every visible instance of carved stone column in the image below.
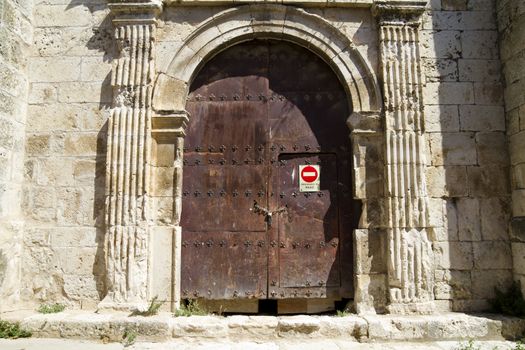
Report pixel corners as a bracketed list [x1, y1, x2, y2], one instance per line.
[99, 0, 162, 309]
[373, 0, 434, 314]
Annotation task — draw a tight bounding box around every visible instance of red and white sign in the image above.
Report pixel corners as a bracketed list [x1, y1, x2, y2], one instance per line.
[299, 165, 320, 192]
[301, 166, 318, 183]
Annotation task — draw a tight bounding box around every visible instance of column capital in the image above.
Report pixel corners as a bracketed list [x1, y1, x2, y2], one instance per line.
[108, 0, 162, 23]
[152, 112, 190, 141]
[372, 0, 427, 25]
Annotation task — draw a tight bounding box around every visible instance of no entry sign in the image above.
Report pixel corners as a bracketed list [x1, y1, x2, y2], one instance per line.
[299, 165, 320, 192]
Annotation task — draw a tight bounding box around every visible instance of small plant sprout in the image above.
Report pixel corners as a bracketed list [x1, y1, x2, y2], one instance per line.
[514, 341, 525, 350]
[336, 309, 351, 317]
[122, 328, 137, 347]
[0, 320, 32, 339]
[37, 303, 66, 314]
[173, 299, 207, 317]
[455, 340, 480, 350]
[130, 296, 163, 316]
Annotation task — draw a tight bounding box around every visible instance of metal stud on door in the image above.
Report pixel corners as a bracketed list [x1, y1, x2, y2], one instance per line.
[182, 43, 269, 300]
[181, 40, 355, 302]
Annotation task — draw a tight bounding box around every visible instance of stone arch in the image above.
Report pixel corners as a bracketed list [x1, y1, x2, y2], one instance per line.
[152, 4, 382, 116]
[149, 4, 386, 311]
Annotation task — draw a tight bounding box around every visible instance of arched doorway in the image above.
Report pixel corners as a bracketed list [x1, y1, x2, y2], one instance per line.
[180, 39, 358, 310]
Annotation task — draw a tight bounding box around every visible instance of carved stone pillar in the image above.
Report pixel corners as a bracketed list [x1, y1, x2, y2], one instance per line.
[100, 0, 162, 309]
[152, 112, 189, 310]
[373, 0, 434, 314]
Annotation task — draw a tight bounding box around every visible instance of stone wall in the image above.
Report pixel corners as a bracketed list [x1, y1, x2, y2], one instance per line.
[497, 0, 525, 294]
[21, 0, 112, 308]
[17, 0, 515, 313]
[422, 0, 512, 311]
[0, 0, 33, 311]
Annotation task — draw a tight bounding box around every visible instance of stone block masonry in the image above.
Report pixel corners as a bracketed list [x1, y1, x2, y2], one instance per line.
[498, 0, 525, 296]
[0, 0, 519, 316]
[3, 311, 525, 345]
[20, 0, 112, 309]
[0, 0, 33, 312]
[422, 0, 513, 312]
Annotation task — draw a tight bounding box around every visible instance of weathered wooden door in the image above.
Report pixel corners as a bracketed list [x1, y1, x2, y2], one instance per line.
[181, 40, 354, 301]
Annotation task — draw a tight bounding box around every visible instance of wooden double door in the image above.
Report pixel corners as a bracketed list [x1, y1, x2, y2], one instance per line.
[181, 40, 355, 301]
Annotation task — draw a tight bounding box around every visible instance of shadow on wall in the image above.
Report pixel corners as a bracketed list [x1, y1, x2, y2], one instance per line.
[65, 0, 114, 301]
[425, 0, 512, 312]
[94, 123, 108, 300]
[60, 0, 514, 310]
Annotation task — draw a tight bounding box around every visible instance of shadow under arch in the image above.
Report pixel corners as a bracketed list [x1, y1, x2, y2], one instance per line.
[153, 4, 382, 117]
[182, 38, 359, 302]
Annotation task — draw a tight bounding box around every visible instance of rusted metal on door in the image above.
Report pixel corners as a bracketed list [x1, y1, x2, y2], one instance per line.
[182, 40, 355, 300]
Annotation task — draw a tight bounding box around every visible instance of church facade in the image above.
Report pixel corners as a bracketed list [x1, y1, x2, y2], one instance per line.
[0, 0, 524, 315]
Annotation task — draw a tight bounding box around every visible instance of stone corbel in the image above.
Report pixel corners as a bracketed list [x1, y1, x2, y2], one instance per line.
[108, 0, 162, 21]
[372, 0, 434, 314]
[372, 0, 427, 24]
[152, 73, 189, 113]
[152, 112, 190, 141]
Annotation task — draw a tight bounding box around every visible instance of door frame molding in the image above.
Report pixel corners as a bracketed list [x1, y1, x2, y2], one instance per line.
[102, 0, 435, 314]
[152, 4, 385, 311]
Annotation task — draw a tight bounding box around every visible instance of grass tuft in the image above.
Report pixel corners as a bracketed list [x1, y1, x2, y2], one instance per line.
[37, 303, 66, 314]
[336, 309, 351, 317]
[130, 296, 163, 317]
[455, 340, 480, 350]
[122, 328, 137, 347]
[173, 299, 207, 317]
[0, 320, 32, 339]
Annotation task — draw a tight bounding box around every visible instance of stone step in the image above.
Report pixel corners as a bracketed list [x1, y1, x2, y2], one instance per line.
[0, 339, 521, 350]
[2, 311, 525, 344]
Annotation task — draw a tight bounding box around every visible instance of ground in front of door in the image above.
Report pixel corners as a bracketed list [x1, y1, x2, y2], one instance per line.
[2, 311, 525, 349]
[0, 338, 520, 350]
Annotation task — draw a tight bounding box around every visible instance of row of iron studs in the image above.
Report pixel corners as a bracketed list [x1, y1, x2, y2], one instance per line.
[182, 190, 326, 198]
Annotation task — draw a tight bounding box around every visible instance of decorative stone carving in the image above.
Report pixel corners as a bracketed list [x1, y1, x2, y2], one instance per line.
[100, 0, 162, 309]
[100, 1, 435, 313]
[373, 0, 434, 313]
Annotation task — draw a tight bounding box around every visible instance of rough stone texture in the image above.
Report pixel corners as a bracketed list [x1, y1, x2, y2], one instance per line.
[421, 0, 513, 312]
[2, 311, 525, 344]
[498, 0, 525, 295]
[0, 339, 523, 350]
[0, 0, 33, 312]
[0, 0, 517, 316]
[18, 0, 111, 309]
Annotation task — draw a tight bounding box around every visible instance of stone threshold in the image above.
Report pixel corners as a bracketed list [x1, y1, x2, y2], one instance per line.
[1, 311, 525, 343]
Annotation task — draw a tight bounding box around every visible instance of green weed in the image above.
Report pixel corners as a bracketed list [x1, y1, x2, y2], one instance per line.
[122, 328, 137, 347]
[514, 341, 525, 350]
[455, 340, 480, 350]
[336, 309, 351, 317]
[173, 299, 207, 317]
[0, 320, 32, 339]
[37, 303, 66, 314]
[130, 296, 163, 317]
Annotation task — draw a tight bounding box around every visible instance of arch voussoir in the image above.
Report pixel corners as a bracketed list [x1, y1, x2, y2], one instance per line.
[154, 4, 381, 116]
